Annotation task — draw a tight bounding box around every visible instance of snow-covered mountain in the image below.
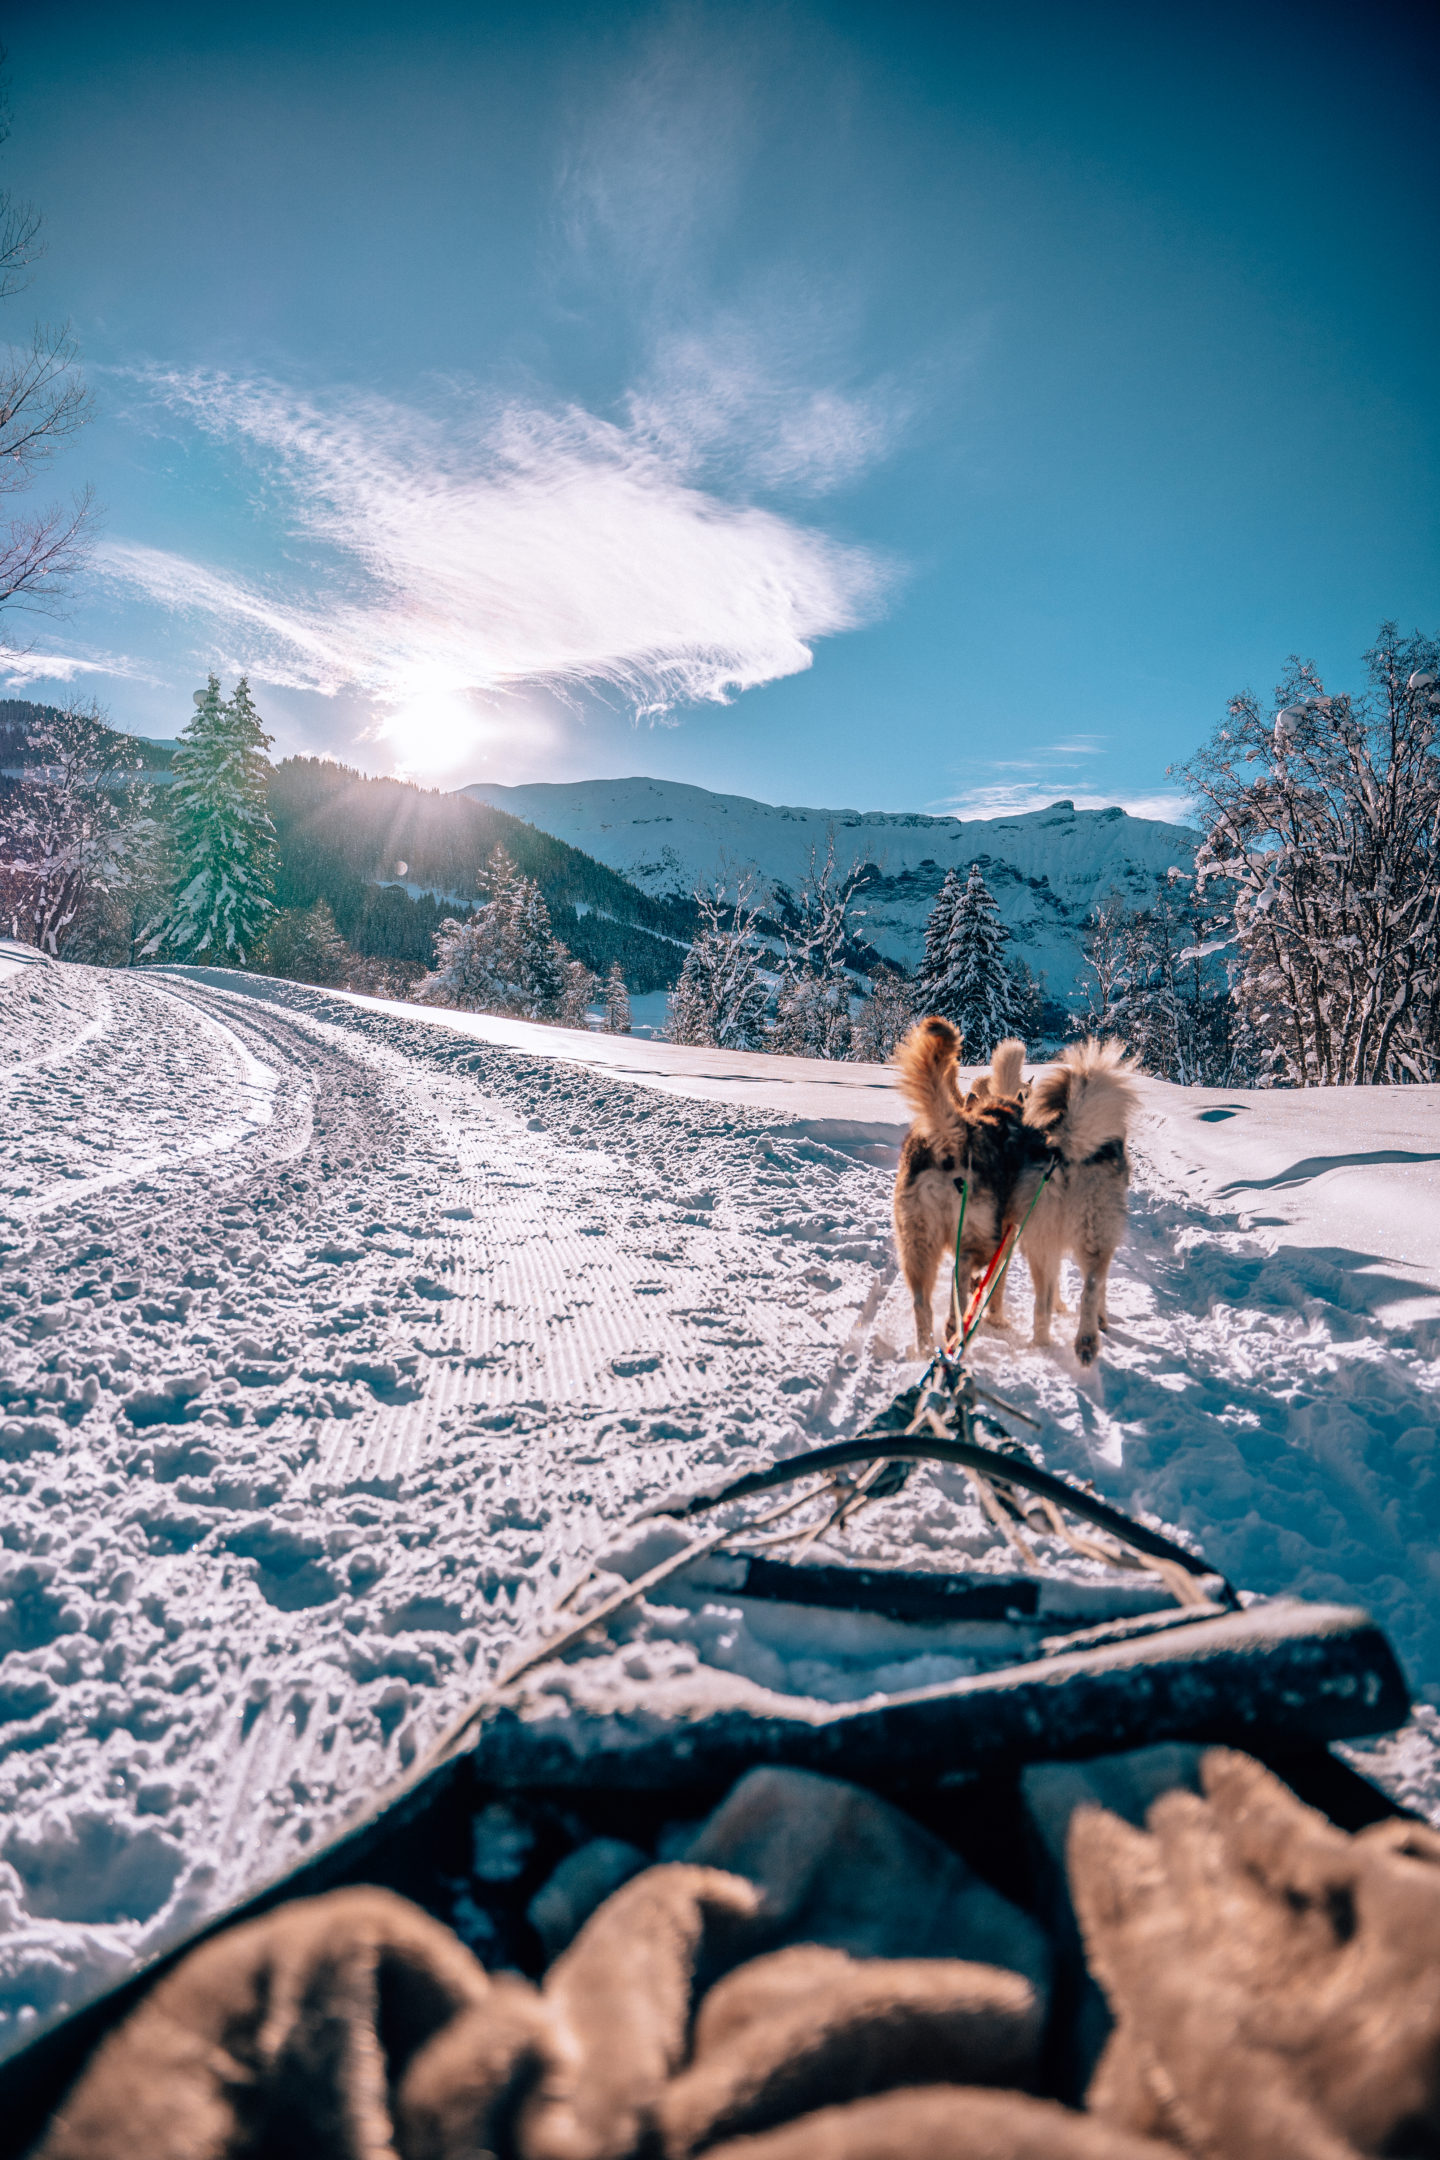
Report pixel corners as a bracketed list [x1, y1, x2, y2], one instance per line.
[461, 776, 1199, 997]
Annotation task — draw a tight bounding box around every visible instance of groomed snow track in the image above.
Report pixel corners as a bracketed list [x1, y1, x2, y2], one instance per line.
[3, 953, 1440, 2053]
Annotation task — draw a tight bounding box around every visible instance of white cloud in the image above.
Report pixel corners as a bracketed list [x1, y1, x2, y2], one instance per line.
[99, 372, 891, 768]
[0, 646, 155, 690]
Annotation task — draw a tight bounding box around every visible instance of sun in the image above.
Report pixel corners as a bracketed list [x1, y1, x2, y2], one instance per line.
[374, 688, 488, 777]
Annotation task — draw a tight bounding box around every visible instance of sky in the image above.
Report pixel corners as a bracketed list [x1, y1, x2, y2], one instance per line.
[2, 0, 1437, 823]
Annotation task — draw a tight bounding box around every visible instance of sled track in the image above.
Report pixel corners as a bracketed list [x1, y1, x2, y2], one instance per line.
[0, 965, 903, 2049]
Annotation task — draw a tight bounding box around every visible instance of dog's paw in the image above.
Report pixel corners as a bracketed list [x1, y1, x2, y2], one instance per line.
[1074, 1331, 1099, 1366]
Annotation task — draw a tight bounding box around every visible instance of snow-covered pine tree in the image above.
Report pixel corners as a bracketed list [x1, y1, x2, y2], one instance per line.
[413, 842, 572, 1019]
[915, 868, 963, 1013]
[770, 837, 861, 1059]
[667, 872, 770, 1049]
[512, 878, 563, 1016]
[256, 899, 352, 986]
[918, 861, 1018, 1057]
[851, 969, 913, 1062]
[150, 674, 278, 963]
[556, 953, 600, 1028]
[604, 961, 632, 1034]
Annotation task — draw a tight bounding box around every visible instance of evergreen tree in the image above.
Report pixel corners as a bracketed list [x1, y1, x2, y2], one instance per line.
[512, 878, 563, 1015]
[150, 674, 278, 963]
[917, 862, 1021, 1057]
[667, 873, 770, 1049]
[604, 961, 632, 1034]
[556, 953, 600, 1028]
[413, 842, 573, 1019]
[256, 899, 352, 986]
[915, 868, 963, 1013]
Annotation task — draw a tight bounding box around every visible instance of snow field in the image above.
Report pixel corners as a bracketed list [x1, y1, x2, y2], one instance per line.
[0, 960, 904, 2052]
[2, 956, 1439, 2053]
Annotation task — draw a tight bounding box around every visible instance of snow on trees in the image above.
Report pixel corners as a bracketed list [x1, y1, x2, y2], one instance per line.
[149, 675, 278, 965]
[916, 861, 1028, 1056]
[256, 899, 353, 987]
[1181, 623, 1440, 1084]
[851, 969, 914, 1062]
[557, 955, 600, 1029]
[667, 871, 771, 1049]
[0, 699, 153, 954]
[413, 842, 577, 1021]
[770, 837, 862, 1060]
[1073, 875, 1247, 1086]
[604, 962, 632, 1034]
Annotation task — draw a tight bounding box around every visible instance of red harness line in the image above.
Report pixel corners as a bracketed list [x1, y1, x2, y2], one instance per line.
[950, 1159, 1058, 1355]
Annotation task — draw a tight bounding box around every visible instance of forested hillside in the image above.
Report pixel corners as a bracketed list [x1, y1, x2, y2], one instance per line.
[266, 758, 690, 991]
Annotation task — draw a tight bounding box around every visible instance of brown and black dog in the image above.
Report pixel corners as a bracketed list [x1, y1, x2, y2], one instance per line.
[892, 1019, 1138, 1365]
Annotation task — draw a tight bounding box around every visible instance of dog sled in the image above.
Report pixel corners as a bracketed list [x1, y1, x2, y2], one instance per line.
[3, 1343, 1414, 2155]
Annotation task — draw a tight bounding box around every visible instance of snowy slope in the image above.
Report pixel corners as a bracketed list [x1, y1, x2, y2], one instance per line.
[462, 776, 1199, 995]
[3, 957, 1439, 2056]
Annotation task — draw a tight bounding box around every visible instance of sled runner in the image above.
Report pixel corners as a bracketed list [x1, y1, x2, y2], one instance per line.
[1, 1352, 1413, 2150]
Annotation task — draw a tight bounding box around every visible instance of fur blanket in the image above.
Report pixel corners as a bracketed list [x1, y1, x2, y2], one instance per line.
[37, 1867, 1056, 2160]
[38, 1750, 1440, 2160]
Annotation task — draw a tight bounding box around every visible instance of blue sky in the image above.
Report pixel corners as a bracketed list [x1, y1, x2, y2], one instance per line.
[3, 0, 1436, 821]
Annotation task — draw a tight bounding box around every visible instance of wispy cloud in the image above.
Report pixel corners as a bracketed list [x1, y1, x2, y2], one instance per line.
[99, 371, 892, 766]
[0, 645, 156, 690]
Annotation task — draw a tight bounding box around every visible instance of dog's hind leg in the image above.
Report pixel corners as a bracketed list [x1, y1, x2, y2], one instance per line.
[897, 1216, 943, 1355]
[1073, 1247, 1110, 1367]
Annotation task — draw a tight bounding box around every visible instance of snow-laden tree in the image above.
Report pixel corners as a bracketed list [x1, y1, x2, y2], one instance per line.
[149, 675, 278, 964]
[916, 861, 1027, 1056]
[667, 871, 770, 1049]
[916, 868, 963, 1011]
[512, 877, 563, 1014]
[770, 837, 862, 1060]
[1180, 624, 1440, 1084]
[603, 961, 632, 1034]
[256, 898, 352, 987]
[413, 842, 571, 1020]
[0, 699, 152, 953]
[851, 968, 913, 1062]
[1073, 875, 1246, 1085]
[556, 953, 600, 1029]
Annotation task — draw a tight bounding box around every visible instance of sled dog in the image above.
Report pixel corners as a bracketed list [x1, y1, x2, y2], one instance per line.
[1020, 1037, 1139, 1364]
[891, 1022, 1137, 1365]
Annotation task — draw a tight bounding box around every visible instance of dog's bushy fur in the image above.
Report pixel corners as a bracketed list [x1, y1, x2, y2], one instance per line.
[891, 1023, 1138, 1365]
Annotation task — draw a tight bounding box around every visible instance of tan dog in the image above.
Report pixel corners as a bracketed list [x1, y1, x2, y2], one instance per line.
[891, 1023, 1137, 1365]
[1020, 1039, 1139, 1366]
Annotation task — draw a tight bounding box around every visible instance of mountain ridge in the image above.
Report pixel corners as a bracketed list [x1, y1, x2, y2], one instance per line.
[460, 774, 1200, 998]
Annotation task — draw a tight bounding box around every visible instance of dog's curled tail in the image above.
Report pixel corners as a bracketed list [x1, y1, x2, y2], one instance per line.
[1027, 1037, 1140, 1160]
[988, 1038, 1026, 1101]
[893, 1016, 963, 1137]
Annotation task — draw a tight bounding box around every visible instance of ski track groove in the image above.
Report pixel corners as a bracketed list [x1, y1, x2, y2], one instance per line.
[2, 959, 1439, 2053]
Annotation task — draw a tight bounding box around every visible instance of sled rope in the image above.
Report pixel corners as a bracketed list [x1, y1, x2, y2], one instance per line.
[954, 1159, 1057, 1355]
